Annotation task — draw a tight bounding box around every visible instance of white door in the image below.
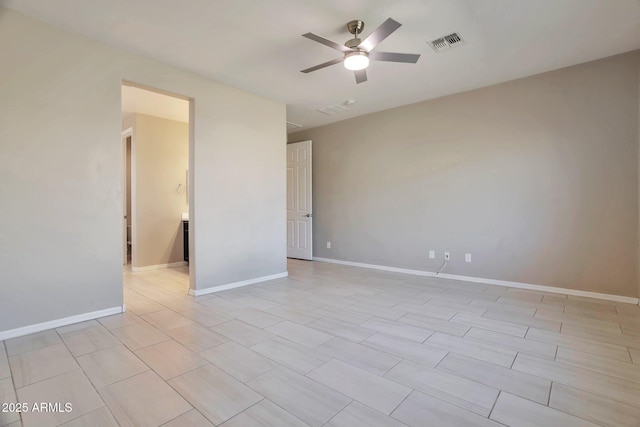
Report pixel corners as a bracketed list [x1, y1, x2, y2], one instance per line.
[287, 140, 312, 260]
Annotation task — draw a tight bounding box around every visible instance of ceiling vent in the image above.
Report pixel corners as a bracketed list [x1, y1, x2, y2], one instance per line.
[317, 104, 350, 116]
[429, 32, 464, 52]
[286, 121, 302, 131]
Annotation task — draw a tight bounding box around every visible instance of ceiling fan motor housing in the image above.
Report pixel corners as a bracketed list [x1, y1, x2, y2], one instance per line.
[347, 20, 365, 35]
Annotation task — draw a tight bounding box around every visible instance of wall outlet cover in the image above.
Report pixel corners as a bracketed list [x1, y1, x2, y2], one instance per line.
[327, 242, 331, 249]
[429, 250, 435, 259]
[444, 252, 450, 260]
[465, 253, 472, 262]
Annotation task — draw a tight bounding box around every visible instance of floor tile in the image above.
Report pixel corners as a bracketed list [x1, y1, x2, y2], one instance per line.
[265, 305, 319, 324]
[220, 399, 307, 427]
[346, 304, 407, 321]
[385, 359, 499, 416]
[394, 302, 456, 320]
[228, 308, 283, 328]
[110, 322, 171, 351]
[438, 353, 551, 404]
[212, 320, 274, 347]
[312, 307, 372, 325]
[165, 323, 227, 353]
[306, 317, 375, 342]
[363, 333, 447, 367]
[100, 370, 192, 427]
[308, 359, 410, 415]
[59, 325, 120, 357]
[315, 337, 401, 376]
[169, 364, 262, 425]
[511, 353, 640, 408]
[9, 343, 78, 388]
[178, 306, 233, 327]
[0, 344, 10, 380]
[56, 320, 100, 335]
[162, 409, 214, 427]
[135, 340, 207, 380]
[555, 347, 640, 383]
[125, 295, 165, 315]
[391, 390, 503, 427]
[490, 392, 597, 427]
[18, 370, 104, 427]
[326, 401, 405, 427]
[560, 324, 640, 350]
[482, 308, 561, 332]
[450, 313, 527, 337]
[526, 327, 630, 361]
[360, 318, 433, 342]
[247, 366, 350, 427]
[425, 332, 516, 368]
[549, 382, 640, 427]
[265, 321, 332, 348]
[141, 309, 194, 331]
[97, 312, 143, 330]
[251, 338, 330, 374]
[200, 341, 277, 382]
[465, 327, 557, 359]
[59, 407, 118, 427]
[398, 313, 470, 337]
[234, 296, 281, 311]
[76, 345, 148, 388]
[0, 377, 20, 426]
[5, 330, 61, 357]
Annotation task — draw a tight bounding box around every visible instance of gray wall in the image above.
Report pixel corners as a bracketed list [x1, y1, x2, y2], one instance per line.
[290, 51, 640, 298]
[128, 113, 189, 268]
[0, 7, 286, 333]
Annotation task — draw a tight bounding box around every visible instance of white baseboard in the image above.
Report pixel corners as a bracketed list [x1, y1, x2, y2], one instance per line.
[188, 272, 289, 297]
[132, 261, 187, 272]
[313, 257, 639, 305]
[0, 306, 126, 341]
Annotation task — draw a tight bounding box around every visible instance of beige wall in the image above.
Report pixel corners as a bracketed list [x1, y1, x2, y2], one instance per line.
[128, 113, 188, 268]
[0, 7, 286, 334]
[290, 51, 640, 298]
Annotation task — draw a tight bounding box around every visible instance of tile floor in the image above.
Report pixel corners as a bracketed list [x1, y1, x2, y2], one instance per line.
[2, 259, 640, 426]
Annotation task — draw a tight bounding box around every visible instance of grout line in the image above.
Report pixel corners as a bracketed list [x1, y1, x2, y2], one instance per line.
[487, 390, 502, 420]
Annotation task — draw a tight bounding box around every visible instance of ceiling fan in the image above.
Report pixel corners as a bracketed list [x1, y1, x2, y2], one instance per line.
[300, 18, 420, 84]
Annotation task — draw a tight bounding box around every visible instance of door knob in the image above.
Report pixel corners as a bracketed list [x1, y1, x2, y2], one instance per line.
[305, 213, 312, 217]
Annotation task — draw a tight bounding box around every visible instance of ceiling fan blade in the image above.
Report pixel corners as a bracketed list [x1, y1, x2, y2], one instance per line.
[354, 69, 367, 84]
[302, 33, 353, 53]
[358, 18, 402, 52]
[369, 51, 420, 63]
[300, 57, 344, 73]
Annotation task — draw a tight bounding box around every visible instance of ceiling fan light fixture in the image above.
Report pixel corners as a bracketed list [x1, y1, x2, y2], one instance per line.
[344, 51, 369, 71]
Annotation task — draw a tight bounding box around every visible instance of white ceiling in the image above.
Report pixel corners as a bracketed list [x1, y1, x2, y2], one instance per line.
[3, 0, 640, 131]
[122, 85, 189, 123]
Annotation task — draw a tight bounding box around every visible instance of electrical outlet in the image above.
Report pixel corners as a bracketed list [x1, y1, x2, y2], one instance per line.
[327, 242, 331, 249]
[428, 250, 435, 259]
[465, 253, 472, 262]
[444, 252, 450, 260]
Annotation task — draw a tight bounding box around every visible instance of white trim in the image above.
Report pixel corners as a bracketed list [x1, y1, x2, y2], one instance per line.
[188, 272, 288, 297]
[313, 257, 639, 305]
[131, 261, 187, 272]
[0, 306, 125, 341]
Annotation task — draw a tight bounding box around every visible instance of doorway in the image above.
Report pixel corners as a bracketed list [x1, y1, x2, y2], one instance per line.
[121, 82, 193, 294]
[286, 140, 313, 260]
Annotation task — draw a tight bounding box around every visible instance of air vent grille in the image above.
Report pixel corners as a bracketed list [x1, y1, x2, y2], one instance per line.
[286, 121, 302, 131]
[429, 32, 464, 52]
[317, 104, 350, 116]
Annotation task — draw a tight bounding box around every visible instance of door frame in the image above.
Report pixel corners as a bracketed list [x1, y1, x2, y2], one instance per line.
[121, 127, 135, 267]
